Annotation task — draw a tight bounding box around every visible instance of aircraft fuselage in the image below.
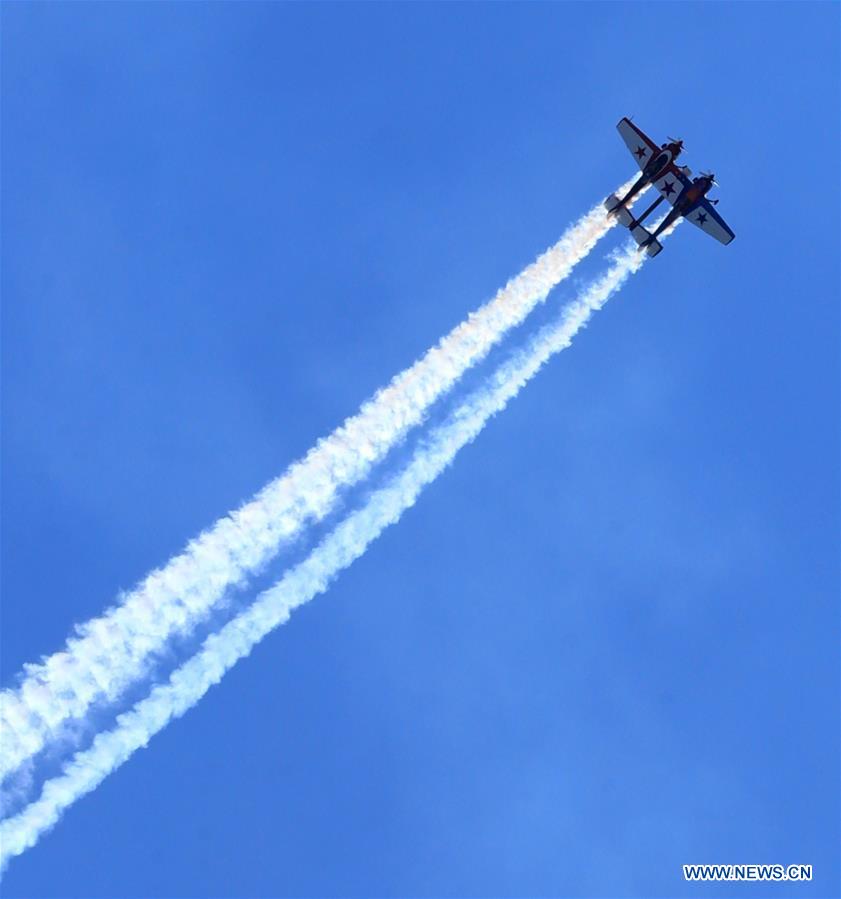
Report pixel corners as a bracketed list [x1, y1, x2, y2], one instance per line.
[608, 140, 684, 214]
[646, 175, 716, 242]
[642, 143, 681, 181]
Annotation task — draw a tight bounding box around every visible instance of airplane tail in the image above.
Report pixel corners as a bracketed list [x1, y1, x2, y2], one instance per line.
[604, 194, 620, 213]
[629, 223, 663, 258]
[604, 195, 635, 227]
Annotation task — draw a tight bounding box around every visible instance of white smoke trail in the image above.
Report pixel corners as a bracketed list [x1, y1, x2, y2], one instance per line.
[0, 232, 668, 869]
[0, 180, 641, 781]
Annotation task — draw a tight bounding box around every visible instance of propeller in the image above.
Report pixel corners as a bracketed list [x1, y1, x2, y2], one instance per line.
[667, 136, 684, 148]
[700, 170, 718, 185]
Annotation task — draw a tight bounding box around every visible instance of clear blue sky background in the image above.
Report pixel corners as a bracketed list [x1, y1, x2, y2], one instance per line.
[2, 3, 839, 897]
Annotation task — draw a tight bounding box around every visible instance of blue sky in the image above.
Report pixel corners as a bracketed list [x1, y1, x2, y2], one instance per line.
[2, 3, 839, 897]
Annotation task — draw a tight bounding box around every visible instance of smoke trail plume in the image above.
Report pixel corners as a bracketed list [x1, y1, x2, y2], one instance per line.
[0, 180, 640, 780]
[0, 233, 667, 869]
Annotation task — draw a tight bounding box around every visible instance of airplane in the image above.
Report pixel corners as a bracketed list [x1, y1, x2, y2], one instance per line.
[605, 117, 735, 258]
[604, 117, 685, 215]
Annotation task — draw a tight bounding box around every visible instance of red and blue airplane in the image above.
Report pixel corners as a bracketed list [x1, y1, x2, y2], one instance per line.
[604, 117, 735, 258]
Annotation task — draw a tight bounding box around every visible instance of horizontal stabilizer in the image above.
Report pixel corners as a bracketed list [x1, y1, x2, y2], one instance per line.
[615, 205, 634, 227]
[628, 224, 663, 258]
[604, 195, 635, 227]
[604, 194, 620, 213]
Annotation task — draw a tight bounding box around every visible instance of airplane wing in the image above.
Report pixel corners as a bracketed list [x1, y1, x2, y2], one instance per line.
[652, 164, 693, 206]
[686, 199, 735, 245]
[616, 117, 659, 171]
